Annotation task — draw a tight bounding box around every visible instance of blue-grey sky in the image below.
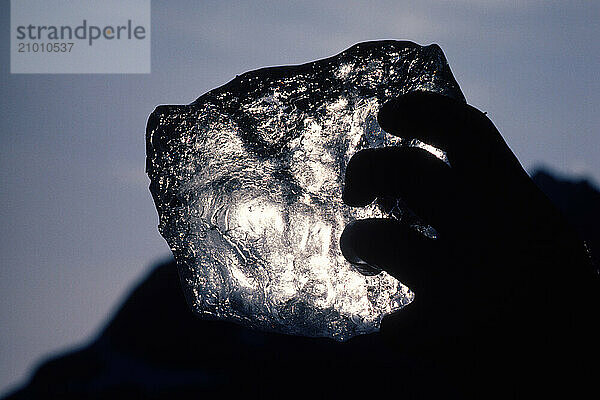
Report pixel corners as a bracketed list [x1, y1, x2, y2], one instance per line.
[1, 0, 598, 395]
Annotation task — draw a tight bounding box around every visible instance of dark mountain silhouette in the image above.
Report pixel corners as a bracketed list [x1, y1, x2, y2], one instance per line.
[4, 168, 598, 399]
[531, 168, 599, 265]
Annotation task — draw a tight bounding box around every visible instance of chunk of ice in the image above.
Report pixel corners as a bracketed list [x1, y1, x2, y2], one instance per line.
[146, 41, 464, 341]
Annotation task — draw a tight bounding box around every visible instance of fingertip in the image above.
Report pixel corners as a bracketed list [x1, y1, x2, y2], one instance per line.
[339, 220, 365, 265]
[377, 91, 464, 151]
[377, 91, 441, 132]
[339, 220, 382, 275]
[342, 188, 375, 207]
[343, 149, 378, 207]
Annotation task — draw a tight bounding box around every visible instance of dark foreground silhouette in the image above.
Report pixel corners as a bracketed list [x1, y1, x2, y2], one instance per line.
[6, 93, 599, 399]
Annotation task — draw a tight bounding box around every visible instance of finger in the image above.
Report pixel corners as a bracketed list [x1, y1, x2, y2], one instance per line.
[377, 91, 526, 180]
[340, 218, 444, 292]
[343, 146, 463, 234]
[377, 91, 470, 151]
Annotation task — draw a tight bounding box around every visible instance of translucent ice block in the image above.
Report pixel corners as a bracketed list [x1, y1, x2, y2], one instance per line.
[146, 41, 464, 341]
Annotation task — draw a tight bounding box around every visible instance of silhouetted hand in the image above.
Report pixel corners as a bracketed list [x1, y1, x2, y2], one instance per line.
[340, 92, 599, 397]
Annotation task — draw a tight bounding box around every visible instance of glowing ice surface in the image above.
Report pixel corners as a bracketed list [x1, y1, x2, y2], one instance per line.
[146, 41, 464, 341]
